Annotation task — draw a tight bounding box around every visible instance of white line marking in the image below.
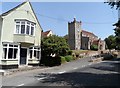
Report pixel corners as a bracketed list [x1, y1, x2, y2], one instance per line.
[37, 77, 47, 80]
[73, 67, 78, 69]
[17, 84, 24, 86]
[89, 63, 92, 65]
[58, 71, 66, 74]
[82, 65, 85, 67]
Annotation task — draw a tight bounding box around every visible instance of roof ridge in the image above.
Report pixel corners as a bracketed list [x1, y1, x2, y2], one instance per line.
[1, 1, 27, 16]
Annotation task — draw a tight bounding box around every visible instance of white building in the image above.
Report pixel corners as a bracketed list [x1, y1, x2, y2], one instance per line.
[0, 1, 42, 69]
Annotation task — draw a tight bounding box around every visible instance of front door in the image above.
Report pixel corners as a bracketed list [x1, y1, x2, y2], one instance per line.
[20, 48, 27, 65]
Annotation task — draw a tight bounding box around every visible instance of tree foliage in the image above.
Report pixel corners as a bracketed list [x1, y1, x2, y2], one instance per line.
[104, 35, 116, 49]
[40, 35, 71, 66]
[41, 35, 70, 57]
[106, 0, 120, 50]
[90, 44, 98, 51]
[106, 0, 120, 9]
[114, 22, 120, 49]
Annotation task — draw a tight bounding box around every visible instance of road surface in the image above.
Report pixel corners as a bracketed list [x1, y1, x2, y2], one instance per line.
[2, 57, 120, 88]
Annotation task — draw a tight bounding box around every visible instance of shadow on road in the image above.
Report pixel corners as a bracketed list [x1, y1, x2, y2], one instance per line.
[33, 59, 120, 87]
[35, 72, 120, 87]
[91, 62, 120, 73]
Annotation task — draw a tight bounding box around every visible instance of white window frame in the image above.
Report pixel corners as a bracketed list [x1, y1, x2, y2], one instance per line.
[29, 46, 41, 60]
[15, 20, 35, 36]
[2, 43, 19, 60]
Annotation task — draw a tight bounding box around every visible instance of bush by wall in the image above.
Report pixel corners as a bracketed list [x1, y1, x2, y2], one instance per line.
[65, 55, 73, 62]
[40, 56, 61, 67]
[60, 56, 66, 63]
[90, 44, 98, 51]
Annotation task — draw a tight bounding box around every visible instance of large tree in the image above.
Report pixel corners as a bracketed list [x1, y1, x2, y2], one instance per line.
[40, 35, 70, 66]
[106, 0, 120, 9]
[106, 0, 120, 50]
[104, 35, 116, 49]
[41, 35, 70, 57]
[113, 21, 120, 49]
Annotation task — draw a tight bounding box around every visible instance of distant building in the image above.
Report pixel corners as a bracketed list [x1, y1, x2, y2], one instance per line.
[81, 30, 98, 50]
[68, 18, 106, 50]
[92, 39, 106, 50]
[42, 30, 53, 38]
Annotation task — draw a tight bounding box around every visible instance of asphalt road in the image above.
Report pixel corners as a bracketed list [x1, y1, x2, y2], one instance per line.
[2, 57, 120, 88]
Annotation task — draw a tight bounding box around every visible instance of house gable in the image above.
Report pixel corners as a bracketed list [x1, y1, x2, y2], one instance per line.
[1, 1, 42, 46]
[1, 1, 42, 31]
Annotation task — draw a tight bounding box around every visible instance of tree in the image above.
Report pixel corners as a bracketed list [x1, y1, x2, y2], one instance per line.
[106, 0, 120, 50]
[104, 35, 116, 49]
[40, 35, 71, 66]
[106, 0, 120, 9]
[41, 35, 70, 57]
[113, 21, 120, 49]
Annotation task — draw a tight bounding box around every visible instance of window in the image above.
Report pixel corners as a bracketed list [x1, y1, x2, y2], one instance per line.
[21, 22, 25, 34]
[16, 25, 20, 34]
[31, 26, 34, 35]
[30, 50, 32, 58]
[26, 22, 30, 34]
[15, 20, 35, 36]
[2, 43, 19, 59]
[3, 48, 7, 59]
[29, 47, 40, 59]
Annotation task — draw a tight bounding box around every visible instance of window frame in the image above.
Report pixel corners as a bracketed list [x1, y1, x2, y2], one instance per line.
[29, 46, 41, 60]
[15, 20, 35, 36]
[2, 43, 19, 60]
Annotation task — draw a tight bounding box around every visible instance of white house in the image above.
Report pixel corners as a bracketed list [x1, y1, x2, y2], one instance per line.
[0, 1, 42, 69]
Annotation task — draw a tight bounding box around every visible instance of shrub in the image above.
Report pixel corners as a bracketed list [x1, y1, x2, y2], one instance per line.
[40, 56, 61, 67]
[65, 55, 73, 62]
[67, 50, 73, 55]
[90, 44, 98, 51]
[60, 56, 66, 63]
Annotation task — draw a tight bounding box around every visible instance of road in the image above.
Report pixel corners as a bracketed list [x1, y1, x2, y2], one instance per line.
[1, 57, 120, 88]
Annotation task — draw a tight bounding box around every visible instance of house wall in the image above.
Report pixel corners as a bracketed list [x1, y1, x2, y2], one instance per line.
[1, 2, 42, 68]
[1, 2, 41, 46]
[0, 17, 3, 65]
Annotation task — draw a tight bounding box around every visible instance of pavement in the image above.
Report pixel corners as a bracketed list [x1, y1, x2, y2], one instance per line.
[1, 56, 96, 76]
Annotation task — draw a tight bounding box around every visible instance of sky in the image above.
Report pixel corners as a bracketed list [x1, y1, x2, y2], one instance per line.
[0, 1, 118, 40]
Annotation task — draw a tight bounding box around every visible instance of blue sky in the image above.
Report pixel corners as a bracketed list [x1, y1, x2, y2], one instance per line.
[1, 2, 118, 40]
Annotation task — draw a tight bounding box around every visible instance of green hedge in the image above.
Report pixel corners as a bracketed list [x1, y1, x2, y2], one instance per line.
[60, 56, 66, 63]
[40, 55, 74, 66]
[90, 44, 98, 51]
[65, 55, 73, 62]
[40, 56, 61, 66]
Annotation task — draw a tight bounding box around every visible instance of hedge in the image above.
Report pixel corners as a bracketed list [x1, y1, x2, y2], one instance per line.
[65, 55, 73, 62]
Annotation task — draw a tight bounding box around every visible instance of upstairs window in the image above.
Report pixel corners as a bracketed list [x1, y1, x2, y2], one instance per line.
[15, 20, 35, 36]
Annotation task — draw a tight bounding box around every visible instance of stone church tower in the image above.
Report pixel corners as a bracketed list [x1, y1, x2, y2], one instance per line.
[68, 18, 82, 50]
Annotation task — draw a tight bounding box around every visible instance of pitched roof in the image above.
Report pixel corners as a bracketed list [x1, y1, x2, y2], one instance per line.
[82, 30, 97, 37]
[1, 2, 26, 16]
[0, 1, 43, 31]
[92, 40, 99, 45]
[42, 30, 52, 36]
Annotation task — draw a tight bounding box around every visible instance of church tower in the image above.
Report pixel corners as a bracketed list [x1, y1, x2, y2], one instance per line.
[68, 18, 82, 50]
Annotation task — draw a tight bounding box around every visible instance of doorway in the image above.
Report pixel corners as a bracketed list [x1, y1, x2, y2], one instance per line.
[20, 48, 27, 65]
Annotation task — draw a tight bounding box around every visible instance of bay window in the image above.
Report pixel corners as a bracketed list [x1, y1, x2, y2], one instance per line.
[15, 20, 35, 36]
